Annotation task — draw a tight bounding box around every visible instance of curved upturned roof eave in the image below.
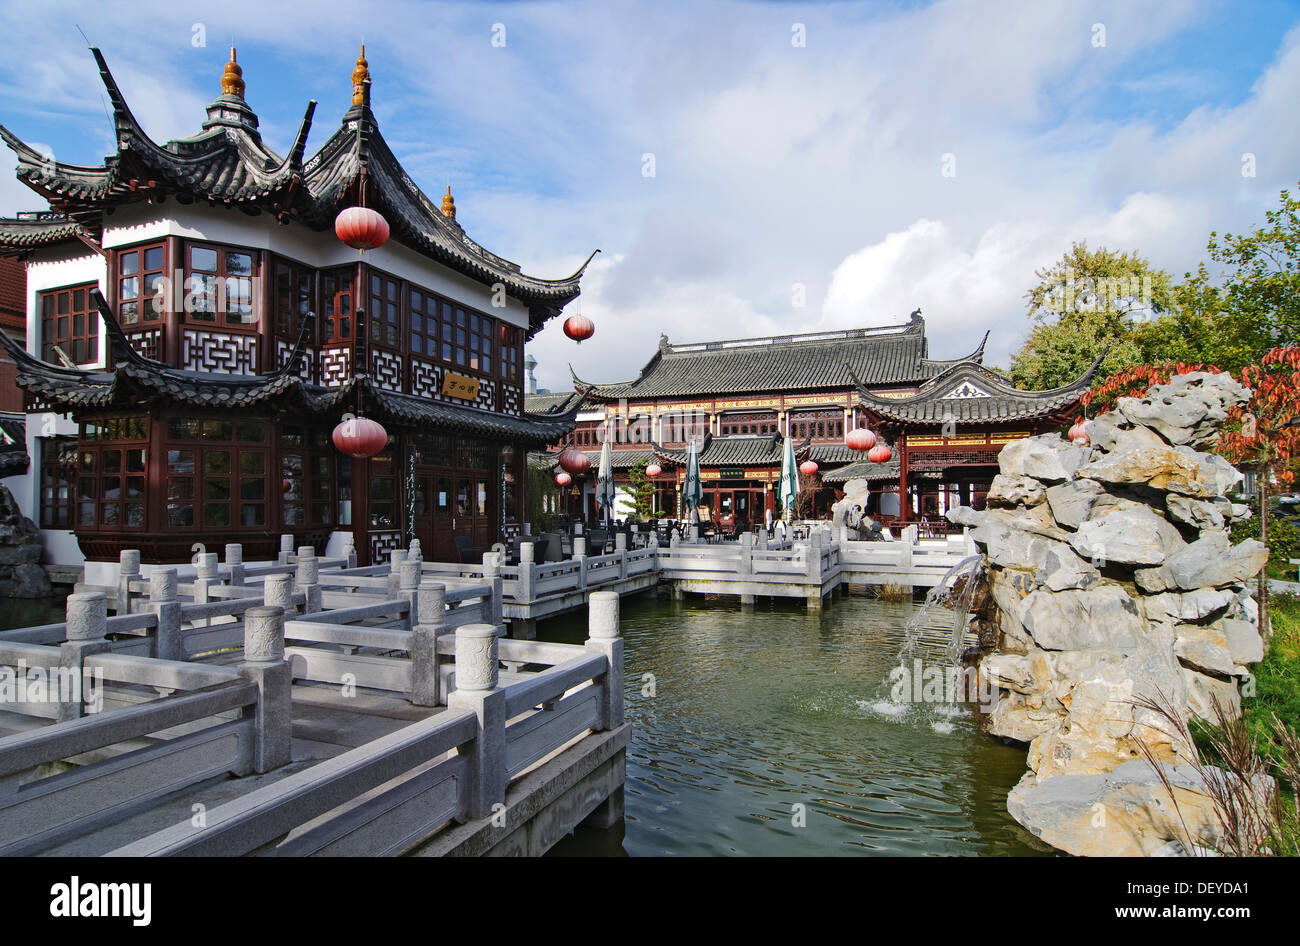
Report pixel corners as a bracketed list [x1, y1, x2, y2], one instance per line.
[851, 351, 1105, 424]
[298, 108, 597, 336]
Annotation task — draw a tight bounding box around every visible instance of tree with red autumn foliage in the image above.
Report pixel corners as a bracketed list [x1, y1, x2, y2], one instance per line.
[1216, 346, 1300, 638]
[1084, 347, 1300, 637]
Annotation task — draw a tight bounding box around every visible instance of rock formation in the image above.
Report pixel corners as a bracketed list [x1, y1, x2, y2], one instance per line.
[0, 484, 51, 598]
[947, 372, 1270, 855]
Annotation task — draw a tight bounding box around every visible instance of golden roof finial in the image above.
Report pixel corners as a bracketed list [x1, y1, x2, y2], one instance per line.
[352, 44, 370, 106]
[441, 186, 456, 220]
[221, 47, 245, 100]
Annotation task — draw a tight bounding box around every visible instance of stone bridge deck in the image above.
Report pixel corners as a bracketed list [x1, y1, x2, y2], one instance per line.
[0, 545, 628, 857]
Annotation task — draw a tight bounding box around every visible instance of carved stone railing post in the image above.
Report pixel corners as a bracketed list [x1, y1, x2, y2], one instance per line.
[295, 547, 321, 613]
[192, 552, 219, 626]
[387, 548, 407, 597]
[279, 534, 295, 566]
[447, 623, 506, 820]
[573, 537, 588, 591]
[117, 549, 141, 616]
[239, 606, 292, 773]
[400, 560, 422, 623]
[342, 533, 357, 569]
[615, 532, 628, 580]
[149, 568, 183, 661]
[408, 538, 422, 566]
[584, 591, 624, 731]
[263, 572, 296, 614]
[411, 583, 446, 707]
[59, 592, 112, 722]
[481, 552, 503, 628]
[517, 541, 535, 605]
[225, 543, 245, 587]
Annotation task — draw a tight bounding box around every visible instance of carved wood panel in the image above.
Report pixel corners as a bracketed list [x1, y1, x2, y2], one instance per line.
[182, 330, 257, 376]
[320, 347, 351, 387]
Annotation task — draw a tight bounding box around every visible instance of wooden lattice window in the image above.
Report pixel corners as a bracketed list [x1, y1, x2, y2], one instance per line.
[368, 271, 401, 349]
[321, 268, 355, 344]
[439, 301, 493, 375]
[185, 243, 257, 326]
[40, 283, 99, 365]
[500, 324, 521, 382]
[164, 418, 268, 529]
[39, 438, 76, 529]
[719, 411, 777, 436]
[117, 243, 166, 327]
[77, 416, 149, 530]
[274, 258, 315, 339]
[408, 288, 440, 359]
[280, 424, 334, 527]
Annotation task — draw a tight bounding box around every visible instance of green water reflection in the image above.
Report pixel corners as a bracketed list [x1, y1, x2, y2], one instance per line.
[545, 592, 1053, 857]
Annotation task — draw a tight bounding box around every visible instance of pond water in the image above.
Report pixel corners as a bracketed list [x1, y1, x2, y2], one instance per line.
[0, 597, 66, 631]
[544, 593, 1053, 856]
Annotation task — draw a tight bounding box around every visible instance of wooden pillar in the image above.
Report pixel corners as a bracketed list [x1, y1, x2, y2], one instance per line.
[896, 430, 909, 524]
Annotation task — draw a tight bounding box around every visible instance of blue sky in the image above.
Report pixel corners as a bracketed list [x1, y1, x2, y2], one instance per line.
[2, 0, 1298, 389]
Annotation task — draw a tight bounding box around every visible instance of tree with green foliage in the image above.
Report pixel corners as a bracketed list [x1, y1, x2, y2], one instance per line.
[619, 459, 655, 521]
[1200, 185, 1300, 372]
[1010, 242, 1175, 390]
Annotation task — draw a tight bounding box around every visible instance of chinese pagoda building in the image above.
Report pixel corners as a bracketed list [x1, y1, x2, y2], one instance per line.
[0, 47, 592, 574]
[542, 312, 1100, 530]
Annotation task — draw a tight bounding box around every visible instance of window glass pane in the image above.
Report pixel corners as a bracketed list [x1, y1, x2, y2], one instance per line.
[204, 450, 231, 475]
[144, 246, 163, 270]
[119, 252, 138, 276]
[204, 505, 230, 526]
[167, 503, 194, 527]
[226, 252, 252, 276]
[191, 246, 218, 271]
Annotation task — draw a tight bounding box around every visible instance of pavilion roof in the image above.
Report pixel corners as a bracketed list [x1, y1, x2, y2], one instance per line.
[570, 312, 987, 401]
[0, 48, 594, 337]
[852, 356, 1102, 425]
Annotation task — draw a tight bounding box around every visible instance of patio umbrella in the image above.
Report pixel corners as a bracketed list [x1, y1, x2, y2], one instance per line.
[779, 435, 800, 523]
[683, 438, 703, 520]
[596, 435, 616, 524]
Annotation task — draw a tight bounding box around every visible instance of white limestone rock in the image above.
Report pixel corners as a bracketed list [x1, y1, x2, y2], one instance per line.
[1016, 583, 1143, 652]
[985, 473, 1047, 507]
[998, 434, 1092, 484]
[1007, 760, 1270, 857]
[1068, 505, 1186, 567]
[1044, 478, 1105, 530]
[1134, 532, 1268, 593]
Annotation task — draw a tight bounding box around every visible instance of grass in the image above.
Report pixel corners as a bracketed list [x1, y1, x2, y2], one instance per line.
[873, 583, 909, 602]
[1244, 594, 1300, 752]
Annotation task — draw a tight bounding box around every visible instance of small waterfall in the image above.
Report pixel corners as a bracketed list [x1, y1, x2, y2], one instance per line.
[859, 554, 984, 730]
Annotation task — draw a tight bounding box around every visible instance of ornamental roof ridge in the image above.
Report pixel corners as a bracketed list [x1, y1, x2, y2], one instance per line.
[659, 320, 920, 357]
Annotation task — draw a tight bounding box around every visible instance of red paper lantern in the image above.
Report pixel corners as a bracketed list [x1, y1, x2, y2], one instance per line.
[645, 463, 663, 478]
[335, 206, 390, 252]
[332, 415, 389, 458]
[867, 443, 892, 464]
[1068, 416, 1090, 445]
[555, 471, 572, 487]
[846, 427, 877, 451]
[557, 447, 592, 475]
[563, 313, 595, 343]
[800, 460, 819, 476]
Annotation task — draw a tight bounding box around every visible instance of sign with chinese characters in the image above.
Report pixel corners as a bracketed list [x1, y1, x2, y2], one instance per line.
[441, 372, 480, 401]
[719, 467, 746, 479]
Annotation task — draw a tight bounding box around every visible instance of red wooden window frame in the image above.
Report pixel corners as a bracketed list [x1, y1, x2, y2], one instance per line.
[321, 267, 355, 344]
[184, 242, 259, 327]
[116, 243, 167, 329]
[40, 282, 99, 365]
[77, 415, 149, 531]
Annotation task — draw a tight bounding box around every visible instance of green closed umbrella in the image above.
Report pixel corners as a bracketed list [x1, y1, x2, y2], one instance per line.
[596, 435, 616, 524]
[683, 438, 703, 520]
[779, 435, 799, 523]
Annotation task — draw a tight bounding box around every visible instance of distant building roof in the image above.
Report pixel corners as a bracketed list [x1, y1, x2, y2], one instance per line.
[854, 357, 1103, 425]
[572, 312, 988, 400]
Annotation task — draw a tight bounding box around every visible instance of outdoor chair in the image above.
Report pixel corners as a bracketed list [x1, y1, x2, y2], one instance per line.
[454, 534, 481, 564]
